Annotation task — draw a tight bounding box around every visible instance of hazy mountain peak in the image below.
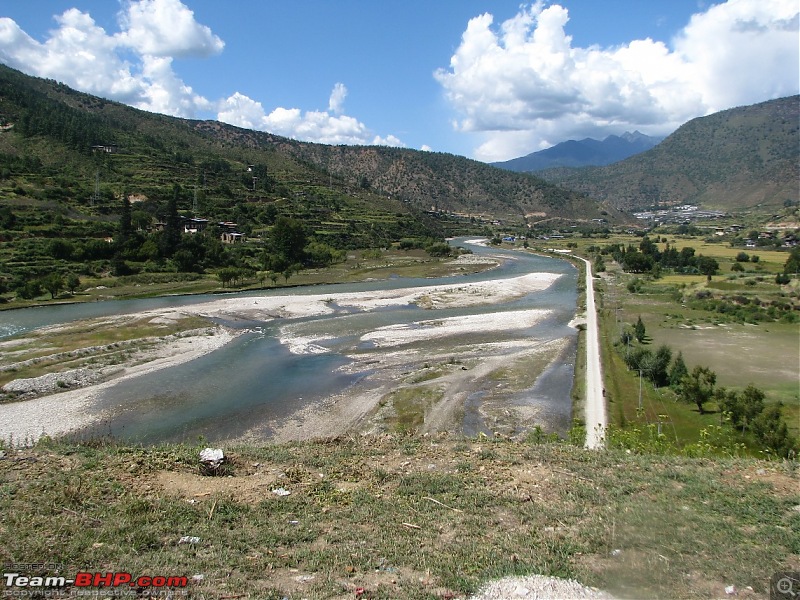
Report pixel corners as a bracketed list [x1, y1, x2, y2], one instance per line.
[492, 131, 663, 172]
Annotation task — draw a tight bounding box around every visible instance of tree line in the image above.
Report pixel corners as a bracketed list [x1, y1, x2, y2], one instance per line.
[617, 316, 797, 457]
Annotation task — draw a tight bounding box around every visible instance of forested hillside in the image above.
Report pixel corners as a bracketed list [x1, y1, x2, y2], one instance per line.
[538, 96, 799, 211]
[0, 65, 616, 302]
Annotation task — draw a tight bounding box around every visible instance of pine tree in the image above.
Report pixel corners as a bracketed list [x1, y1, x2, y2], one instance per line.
[118, 194, 132, 245]
[634, 316, 646, 342]
[669, 352, 688, 391]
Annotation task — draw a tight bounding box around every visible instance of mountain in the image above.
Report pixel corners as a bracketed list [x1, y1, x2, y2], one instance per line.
[491, 131, 662, 172]
[536, 97, 799, 211]
[0, 64, 610, 235]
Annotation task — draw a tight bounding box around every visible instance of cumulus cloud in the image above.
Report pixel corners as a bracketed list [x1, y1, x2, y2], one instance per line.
[435, 0, 799, 161]
[0, 0, 218, 117]
[116, 0, 224, 58]
[0, 1, 402, 147]
[218, 86, 406, 147]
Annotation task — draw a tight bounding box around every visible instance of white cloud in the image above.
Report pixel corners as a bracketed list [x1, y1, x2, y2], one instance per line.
[328, 82, 347, 115]
[0, 0, 220, 118]
[373, 134, 405, 147]
[116, 0, 224, 58]
[436, 0, 799, 161]
[218, 84, 406, 147]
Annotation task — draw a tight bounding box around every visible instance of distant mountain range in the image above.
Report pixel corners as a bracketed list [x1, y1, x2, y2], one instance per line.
[535, 96, 799, 211]
[491, 131, 663, 172]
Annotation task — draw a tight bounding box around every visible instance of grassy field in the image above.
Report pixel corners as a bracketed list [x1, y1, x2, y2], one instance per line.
[518, 233, 799, 447]
[0, 436, 796, 599]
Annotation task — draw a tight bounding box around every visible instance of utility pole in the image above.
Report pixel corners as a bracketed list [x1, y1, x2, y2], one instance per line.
[638, 369, 643, 412]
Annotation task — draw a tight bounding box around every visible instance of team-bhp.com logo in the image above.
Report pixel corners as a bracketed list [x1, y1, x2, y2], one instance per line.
[3, 571, 188, 596]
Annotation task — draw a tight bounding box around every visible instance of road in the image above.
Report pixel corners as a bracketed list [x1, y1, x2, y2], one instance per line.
[579, 257, 607, 449]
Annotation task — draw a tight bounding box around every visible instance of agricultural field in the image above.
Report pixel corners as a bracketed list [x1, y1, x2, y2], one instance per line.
[520, 228, 799, 451]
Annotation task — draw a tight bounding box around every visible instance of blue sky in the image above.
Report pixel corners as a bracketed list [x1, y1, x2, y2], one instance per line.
[1, 1, 798, 161]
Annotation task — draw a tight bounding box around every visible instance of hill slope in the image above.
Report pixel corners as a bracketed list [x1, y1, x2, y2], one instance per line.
[492, 131, 662, 172]
[537, 96, 799, 211]
[0, 64, 608, 229]
[188, 120, 610, 222]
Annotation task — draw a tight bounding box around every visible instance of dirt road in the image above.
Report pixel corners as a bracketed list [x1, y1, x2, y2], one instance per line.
[580, 257, 607, 449]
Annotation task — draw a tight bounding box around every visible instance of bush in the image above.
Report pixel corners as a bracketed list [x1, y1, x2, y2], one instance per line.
[425, 242, 451, 257]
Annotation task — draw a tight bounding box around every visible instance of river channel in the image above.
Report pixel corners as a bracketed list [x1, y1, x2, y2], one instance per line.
[0, 240, 578, 444]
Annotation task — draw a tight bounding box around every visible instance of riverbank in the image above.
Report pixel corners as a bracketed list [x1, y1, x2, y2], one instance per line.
[0, 268, 570, 444]
[0, 325, 237, 443]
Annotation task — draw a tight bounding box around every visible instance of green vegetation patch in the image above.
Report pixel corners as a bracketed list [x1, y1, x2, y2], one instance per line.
[381, 386, 444, 432]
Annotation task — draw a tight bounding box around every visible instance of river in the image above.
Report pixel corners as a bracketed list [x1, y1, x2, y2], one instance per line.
[0, 240, 578, 444]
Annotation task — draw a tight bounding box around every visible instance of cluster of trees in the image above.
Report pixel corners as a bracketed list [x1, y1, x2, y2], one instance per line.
[114, 189, 346, 279]
[618, 317, 797, 457]
[397, 237, 452, 257]
[14, 90, 113, 154]
[602, 236, 718, 279]
[687, 289, 798, 324]
[9, 271, 81, 300]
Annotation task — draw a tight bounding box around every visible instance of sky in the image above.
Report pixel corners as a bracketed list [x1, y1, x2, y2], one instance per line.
[0, 0, 797, 162]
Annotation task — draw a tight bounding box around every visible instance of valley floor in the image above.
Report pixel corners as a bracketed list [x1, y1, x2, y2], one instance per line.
[0, 268, 572, 445]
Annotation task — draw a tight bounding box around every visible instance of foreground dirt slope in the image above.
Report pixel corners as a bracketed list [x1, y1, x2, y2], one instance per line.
[1, 435, 797, 599]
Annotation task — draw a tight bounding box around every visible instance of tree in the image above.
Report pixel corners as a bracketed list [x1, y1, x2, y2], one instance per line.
[720, 384, 765, 432]
[42, 273, 64, 299]
[680, 366, 716, 414]
[634, 316, 646, 342]
[217, 267, 239, 288]
[735, 252, 750, 262]
[65, 273, 80, 295]
[161, 184, 182, 258]
[751, 404, 796, 457]
[118, 194, 133, 245]
[172, 249, 199, 273]
[669, 352, 688, 391]
[16, 280, 42, 300]
[696, 256, 719, 281]
[784, 247, 800, 275]
[48, 239, 74, 260]
[624, 347, 652, 371]
[131, 209, 151, 232]
[594, 254, 606, 273]
[650, 344, 672, 387]
[269, 216, 307, 269]
[622, 250, 654, 273]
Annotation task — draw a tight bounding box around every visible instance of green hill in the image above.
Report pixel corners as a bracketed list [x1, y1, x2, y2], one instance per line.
[0, 64, 614, 297]
[538, 96, 800, 212]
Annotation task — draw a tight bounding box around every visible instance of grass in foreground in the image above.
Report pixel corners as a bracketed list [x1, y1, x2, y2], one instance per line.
[0, 435, 797, 599]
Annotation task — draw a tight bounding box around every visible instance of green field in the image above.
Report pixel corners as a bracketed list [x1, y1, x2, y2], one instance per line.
[510, 232, 799, 450]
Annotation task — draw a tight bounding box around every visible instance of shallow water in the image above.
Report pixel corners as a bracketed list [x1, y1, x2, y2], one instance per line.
[3, 240, 579, 443]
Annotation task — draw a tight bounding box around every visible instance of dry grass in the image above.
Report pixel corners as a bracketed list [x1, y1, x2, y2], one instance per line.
[0, 435, 797, 599]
